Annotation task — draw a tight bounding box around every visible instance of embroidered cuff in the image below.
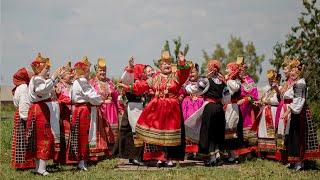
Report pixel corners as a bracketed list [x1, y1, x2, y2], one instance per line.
[177, 61, 190, 70]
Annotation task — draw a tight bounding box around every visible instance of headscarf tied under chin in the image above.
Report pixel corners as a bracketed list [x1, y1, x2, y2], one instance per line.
[12, 67, 30, 95]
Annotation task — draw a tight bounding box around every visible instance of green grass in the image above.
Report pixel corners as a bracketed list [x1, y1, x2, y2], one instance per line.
[1, 115, 320, 179]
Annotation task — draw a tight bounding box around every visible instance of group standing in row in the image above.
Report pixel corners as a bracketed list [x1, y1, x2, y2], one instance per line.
[10, 52, 320, 175]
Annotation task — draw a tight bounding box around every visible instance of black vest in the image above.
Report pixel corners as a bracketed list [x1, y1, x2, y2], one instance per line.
[204, 78, 225, 99]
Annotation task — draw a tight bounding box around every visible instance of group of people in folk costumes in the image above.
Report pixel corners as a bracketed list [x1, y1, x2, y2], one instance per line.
[10, 51, 320, 175]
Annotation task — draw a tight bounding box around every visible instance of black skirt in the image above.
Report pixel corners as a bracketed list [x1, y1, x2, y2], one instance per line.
[198, 102, 226, 154]
[112, 109, 143, 161]
[285, 110, 305, 162]
[166, 107, 186, 160]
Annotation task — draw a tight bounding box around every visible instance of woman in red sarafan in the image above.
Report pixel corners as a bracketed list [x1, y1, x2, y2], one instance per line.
[11, 67, 35, 169]
[69, 57, 114, 170]
[25, 53, 65, 176]
[53, 62, 77, 165]
[119, 51, 191, 167]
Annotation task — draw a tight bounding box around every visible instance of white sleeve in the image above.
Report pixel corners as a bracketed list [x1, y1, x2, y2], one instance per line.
[222, 86, 231, 105]
[226, 79, 240, 95]
[185, 78, 210, 95]
[262, 85, 270, 96]
[289, 79, 306, 114]
[269, 90, 280, 106]
[33, 76, 57, 96]
[185, 83, 200, 94]
[15, 85, 31, 120]
[290, 97, 305, 114]
[120, 70, 134, 85]
[78, 79, 103, 105]
[269, 96, 279, 106]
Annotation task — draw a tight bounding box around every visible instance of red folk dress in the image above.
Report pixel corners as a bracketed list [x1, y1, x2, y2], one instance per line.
[131, 64, 190, 161]
[54, 82, 77, 164]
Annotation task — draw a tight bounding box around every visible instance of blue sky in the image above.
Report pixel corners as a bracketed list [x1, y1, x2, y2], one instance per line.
[1, 0, 307, 86]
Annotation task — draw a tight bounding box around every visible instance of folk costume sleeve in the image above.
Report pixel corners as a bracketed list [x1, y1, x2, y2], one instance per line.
[14, 84, 31, 120]
[289, 78, 306, 114]
[78, 78, 103, 106]
[33, 76, 57, 96]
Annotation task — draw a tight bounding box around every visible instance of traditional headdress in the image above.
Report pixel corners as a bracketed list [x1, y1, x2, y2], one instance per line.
[289, 58, 304, 76]
[289, 58, 301, 69]
[30, 53, 51, 74]
[82, 56, 90, 66]
[267, 69, 280, 83]
[158, 51, 172, 64]
[227, 62, 240, 74]
[193, 63, 199, 72]
[134, 64, 146, 80]
[12, 67, 31, 95]
[236, 56, 244, 66]
[207, 59, 221, 72]
[95, 58, 106, 70]
[74, 59, 90, 76]
[282, 56, 291, 68]
[63, 61, 73, 72]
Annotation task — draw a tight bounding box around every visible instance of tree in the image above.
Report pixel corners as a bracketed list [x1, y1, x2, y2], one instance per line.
[270, 0, 320, 101]
[173, 36, 189, 61]
[201, 36, 265, 82]
[154, 36, 189, 67]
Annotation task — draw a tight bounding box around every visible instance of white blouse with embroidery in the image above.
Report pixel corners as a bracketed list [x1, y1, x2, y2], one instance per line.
[120, 70, 134, 85]
[226, 79, 241, 95]
[71, 77, 102, 105]
[288, 78, 306, 114]
[185, 77, 222, 95]
[28, 75, 57, 103]
[261, 85, 280, 106]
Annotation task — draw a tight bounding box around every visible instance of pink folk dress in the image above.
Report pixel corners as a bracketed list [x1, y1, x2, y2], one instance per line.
[90, 77, 121, 138]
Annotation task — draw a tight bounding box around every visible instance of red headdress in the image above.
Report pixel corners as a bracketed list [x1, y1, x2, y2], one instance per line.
[207, 59, 221, 72]
[226, 62, 240, 80]
[30, 53, 50, 74]
[133, 64, 146, 80]
[74, 60, 89, 75]
[74, 56, 91, 75]
[12, 67, 31, 95]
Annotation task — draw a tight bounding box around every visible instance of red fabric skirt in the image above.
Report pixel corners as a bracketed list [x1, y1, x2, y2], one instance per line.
[69, 104, 91, 161]
[11, 110, 35, 169]
[185, 139, 198, 153]
[54, 104, 76, 164]
[25, 102, 57, 160]
[136, 97, 182, 146]
[69, 105, 114, 161]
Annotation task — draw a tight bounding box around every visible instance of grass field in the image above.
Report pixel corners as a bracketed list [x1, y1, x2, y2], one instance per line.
[1, 111, 320, 179]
